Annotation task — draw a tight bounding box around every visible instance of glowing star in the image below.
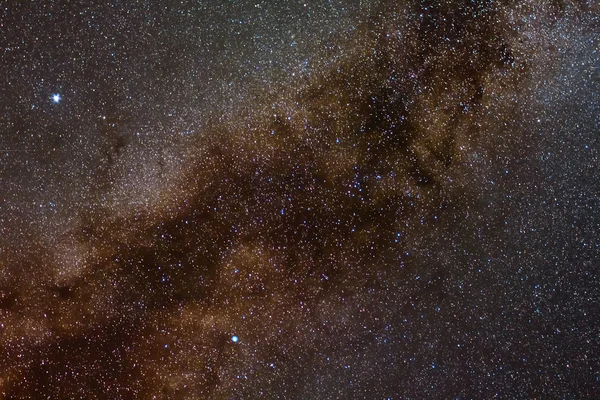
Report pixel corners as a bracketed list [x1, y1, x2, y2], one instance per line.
[231, 335, 239, 343]
[51, 94, 61, 103]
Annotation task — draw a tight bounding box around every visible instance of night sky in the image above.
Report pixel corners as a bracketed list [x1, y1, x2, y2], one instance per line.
[1, 1, 599, 398]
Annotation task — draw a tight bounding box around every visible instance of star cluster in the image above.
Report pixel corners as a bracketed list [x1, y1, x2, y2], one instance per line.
[1, 1, 599, 398]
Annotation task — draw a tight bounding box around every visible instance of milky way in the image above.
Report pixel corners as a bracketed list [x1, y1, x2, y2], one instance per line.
[1, 1, 599, 398]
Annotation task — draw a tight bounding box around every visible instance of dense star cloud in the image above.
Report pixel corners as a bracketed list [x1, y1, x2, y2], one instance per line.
[1, 0, 599, 398]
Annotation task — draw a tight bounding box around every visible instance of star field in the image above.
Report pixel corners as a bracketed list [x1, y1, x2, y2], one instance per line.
[1, 1, 599, 399]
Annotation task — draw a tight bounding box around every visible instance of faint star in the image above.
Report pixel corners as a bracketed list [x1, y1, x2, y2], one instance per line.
[51, 94, 61, 103]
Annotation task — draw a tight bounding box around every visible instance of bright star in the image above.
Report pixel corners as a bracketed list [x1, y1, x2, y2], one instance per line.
[231, 335, 239, 343]
[52, 94, 61, 103]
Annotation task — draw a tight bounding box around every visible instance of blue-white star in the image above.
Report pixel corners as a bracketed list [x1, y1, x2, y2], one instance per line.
[231, 335, 239, 343]
[51, 94, 61, 103]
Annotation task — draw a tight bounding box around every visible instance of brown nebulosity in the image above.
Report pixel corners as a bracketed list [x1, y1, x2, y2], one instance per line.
[4, 2, 515, 397]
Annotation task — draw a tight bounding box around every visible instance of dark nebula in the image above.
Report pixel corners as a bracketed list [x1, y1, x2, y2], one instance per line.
[1, 1, 599, 398]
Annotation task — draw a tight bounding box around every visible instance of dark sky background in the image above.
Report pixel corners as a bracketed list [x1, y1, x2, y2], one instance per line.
[1, 0, 599, 398]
